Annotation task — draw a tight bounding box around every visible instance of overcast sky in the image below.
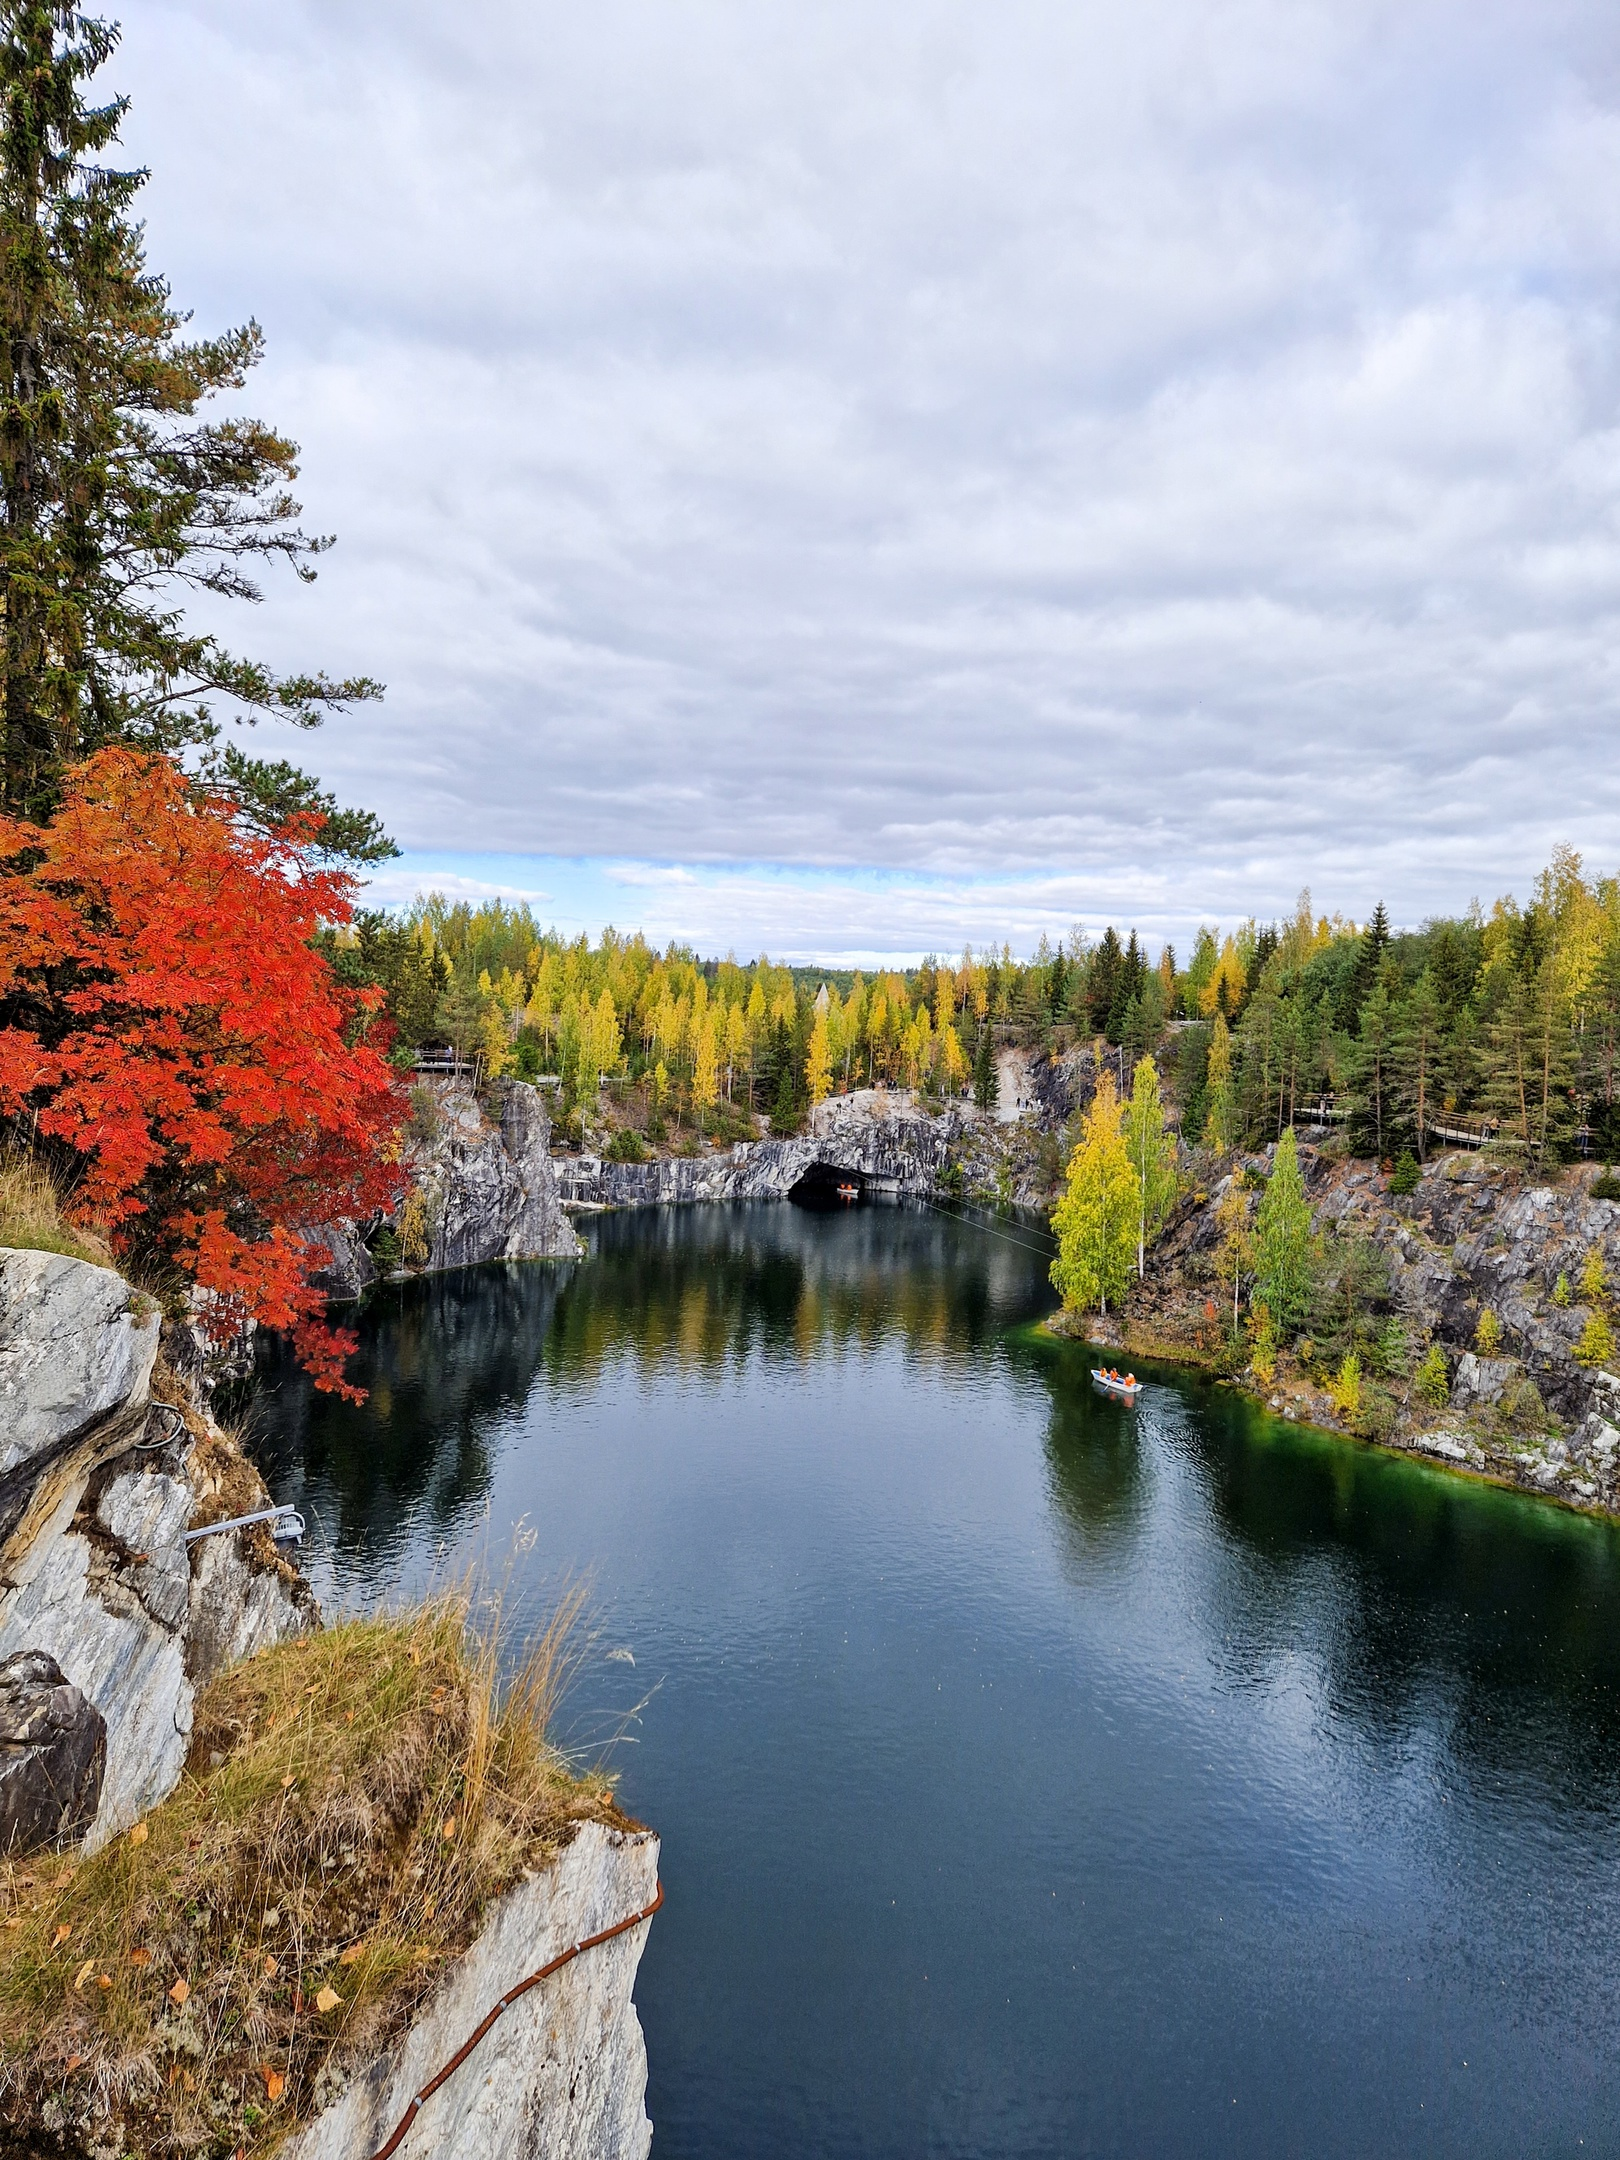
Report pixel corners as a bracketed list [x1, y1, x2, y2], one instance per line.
[121, 0, 1620, 959]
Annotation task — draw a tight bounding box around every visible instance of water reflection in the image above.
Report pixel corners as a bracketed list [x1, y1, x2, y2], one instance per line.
[247, 1199, 1620, 2158]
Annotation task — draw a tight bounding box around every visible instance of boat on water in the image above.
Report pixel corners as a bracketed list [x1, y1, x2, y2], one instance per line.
[1091, 1367, 1143, 1402]
[836, 1182, 860, 1202]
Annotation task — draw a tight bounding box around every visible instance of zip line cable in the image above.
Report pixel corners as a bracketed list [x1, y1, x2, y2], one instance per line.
[916, 1190, 1061, 1263]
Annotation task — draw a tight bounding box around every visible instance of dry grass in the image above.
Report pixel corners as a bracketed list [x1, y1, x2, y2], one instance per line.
[0, 1148, 113, 1270]
[0, 1590, 622, 2157]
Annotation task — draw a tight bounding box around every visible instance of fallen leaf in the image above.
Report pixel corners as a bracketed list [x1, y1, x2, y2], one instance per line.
[440, 1817, 457, 1841]
[4, 1918, 19, 1931]
[51, 1870, 73, 1890]
[408, 1645, 421, 1666]
[314, 1986, 341, 2014]
[65, 2055, 83, 2075]
[281, 1775, 296, 1790]
[422, 1895, 436, 1921]
[167, 2063, 179, 2088]
[51, 1924, 71, 1948]
[260, 2066, 285, 2102]
[130, 1948, 151, 1967]
[338, 1942, 365, 1965]
[73, 1958, 95, 1990]
[262, 1954, 279, 1978]
[182, 2070, 196, 2094]
[127, 1822, 148, 1847]
[168, 1979, 190, 2006]
[96, 1975, 112, 1990]
[344, 1709, 355, 1723]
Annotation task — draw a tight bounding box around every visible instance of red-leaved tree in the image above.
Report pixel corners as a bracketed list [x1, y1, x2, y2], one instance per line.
[0, 750, 404, 1396]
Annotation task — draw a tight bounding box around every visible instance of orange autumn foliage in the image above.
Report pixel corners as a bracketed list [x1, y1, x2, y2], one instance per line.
[0, 751, 403, 1396]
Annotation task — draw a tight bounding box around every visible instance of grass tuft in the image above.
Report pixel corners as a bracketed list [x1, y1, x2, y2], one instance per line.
[0, 1148, 113, 1270]
[0, 1591, 624, 2155]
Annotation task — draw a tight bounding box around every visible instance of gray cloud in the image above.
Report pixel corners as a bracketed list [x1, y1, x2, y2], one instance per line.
[118, 0, 1620, 931]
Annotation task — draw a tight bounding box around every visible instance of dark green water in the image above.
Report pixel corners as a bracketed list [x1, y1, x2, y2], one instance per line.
[251, 1202, 1620, 2158]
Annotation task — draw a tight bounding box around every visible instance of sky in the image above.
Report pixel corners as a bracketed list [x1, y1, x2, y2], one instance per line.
[119, 0, 1620, 961]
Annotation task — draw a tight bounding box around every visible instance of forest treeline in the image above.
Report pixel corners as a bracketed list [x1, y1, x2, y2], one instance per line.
[332, 842, 1620, 1168]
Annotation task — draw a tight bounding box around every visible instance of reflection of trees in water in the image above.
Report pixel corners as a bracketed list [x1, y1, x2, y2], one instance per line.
[250, 1262, 576, 1557]
[539, 1205, 1034, 1388]
[1015, 1334, 1149, 1568]
[1012, 1332, 1620, 1803]
[1185, 1389, 1620, 1799]
[252, 1203, 1051, 1563]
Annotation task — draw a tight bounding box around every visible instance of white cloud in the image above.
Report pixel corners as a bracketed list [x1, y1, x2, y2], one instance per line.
[112, 0, 1620, 945]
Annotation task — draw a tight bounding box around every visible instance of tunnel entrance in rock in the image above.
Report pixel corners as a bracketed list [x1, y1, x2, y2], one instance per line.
[788, 1162, 867, 1209]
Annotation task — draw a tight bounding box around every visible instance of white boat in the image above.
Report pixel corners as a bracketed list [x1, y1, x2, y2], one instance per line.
[1091, 1368, 1143, 1402]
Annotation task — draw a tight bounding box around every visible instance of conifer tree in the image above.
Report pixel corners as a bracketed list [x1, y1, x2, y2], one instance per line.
[1253, 1127, 1315, 1332]
[804, 1008, 833, 1106]
[1352, 977, 1396, 1158]
[973, 1020, 998, 1111]
[1203, 1010, 1235, 1149]
[1050, 1070, 1137, 1317]
[0, 6, 381, 824]
[1124, 1054, 1179, 1277]
[1393, 970, 1441, 1160]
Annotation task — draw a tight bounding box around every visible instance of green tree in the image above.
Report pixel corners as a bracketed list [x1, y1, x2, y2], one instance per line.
[1393, 969, 1442, 1160]
[0, 5, 380, 820]
[1124, 1054, 1178, 1278]
[1352, 977, 1396, 1159]
[1253, 1126, 1315, 1332]
[972, 1021, 998, 1111]
[1413, 1342, 1449, 1409]
[1050, 1070, 1137, 1317]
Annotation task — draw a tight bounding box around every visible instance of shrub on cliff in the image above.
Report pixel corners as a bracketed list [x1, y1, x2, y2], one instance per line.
[0, 751, 402, 1393]
[0, 1594, 620, 2158]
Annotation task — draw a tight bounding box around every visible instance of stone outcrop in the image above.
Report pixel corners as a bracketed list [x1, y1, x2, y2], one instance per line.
[558, 1089, 963, 1209]
[0, 1250, 159, 1547]
[0, 1648, 105, 1855]
[316, 1077, 581, 1300]
[0, 1247, 315, 1844]
[1098, 1144, 1620, 1514]
[283, 1821, 660, 2160]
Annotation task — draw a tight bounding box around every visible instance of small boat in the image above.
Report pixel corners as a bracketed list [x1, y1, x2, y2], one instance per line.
[1091, 1367, 1143, 1403]
[836, 1182, 859, 1202]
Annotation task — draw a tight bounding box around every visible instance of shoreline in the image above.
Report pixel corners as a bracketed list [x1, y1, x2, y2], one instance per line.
[1034, 1307, 1620, 1526]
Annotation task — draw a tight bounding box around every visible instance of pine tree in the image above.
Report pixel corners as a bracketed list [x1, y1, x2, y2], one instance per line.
[0, 7, 380, 823]
[1393, 969, 1441, 1160]
[1124, 1055, 1178, 1277]
[1050, 1070, 1137, 1317]
[1253, 1127, 1315, 1332]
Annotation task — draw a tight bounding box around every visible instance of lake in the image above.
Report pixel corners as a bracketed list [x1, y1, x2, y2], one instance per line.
[250, 1199, 1620, 2158]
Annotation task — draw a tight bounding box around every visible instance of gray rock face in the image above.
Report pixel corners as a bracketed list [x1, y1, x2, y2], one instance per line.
[0, 1648, 105, 1854]
[0, 1416, 315, 1842]
[557, 1090, 964, 1209]
[283, 1820, 659, 2160]
[0, 1246, 314, 1842]
[0, 1249, 158, 1480]
[421, 1077, 583, 1270]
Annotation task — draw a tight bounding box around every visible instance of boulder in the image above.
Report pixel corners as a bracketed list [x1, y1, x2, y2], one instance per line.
[0, 1648, 105, 1854]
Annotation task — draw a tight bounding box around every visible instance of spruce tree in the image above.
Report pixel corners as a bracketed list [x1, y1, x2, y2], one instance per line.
[0, 5, 381, 828]
[972, 1021, 998, 1111]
